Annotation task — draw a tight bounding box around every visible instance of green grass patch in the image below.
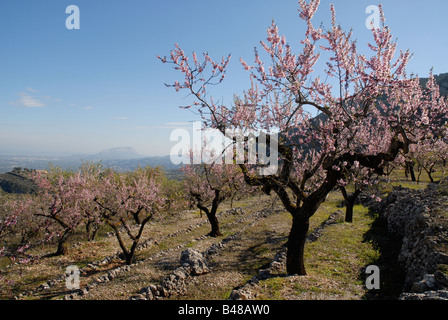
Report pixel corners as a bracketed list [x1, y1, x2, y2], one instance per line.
[306, 205, 380, 279]
[255, 203, 380, 300]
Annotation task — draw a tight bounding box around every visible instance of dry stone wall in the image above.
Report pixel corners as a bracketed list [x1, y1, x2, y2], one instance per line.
[130, 208, 276, 300]
[365, 180, 448, 300]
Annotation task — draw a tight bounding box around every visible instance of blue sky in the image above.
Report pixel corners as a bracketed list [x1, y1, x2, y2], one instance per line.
[1, 0, 447, 156]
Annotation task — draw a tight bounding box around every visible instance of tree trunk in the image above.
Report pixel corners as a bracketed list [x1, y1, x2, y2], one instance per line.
[340, 187, 361, 223]
[210, 191, 223, 237]
[124, 245, 136, 265]
[340, 186, 351, 222]
[205, 202, 222, 237]
[230, 194, 235, 208]
[196, 190, 223, 237]
[417, 165, 422, 184]
[112, 216, 152, 265]
[425, 165, 435, 183]
[107, 221, 136, 265]
[55, 229, 72, 256]
[196, 204, 222, 237]
[345, 200, 355, 223]
[86, 220, 99, 241]
[286, 216, 310, 275]
[405, 161, 416, 181]
[206, 204, 222, 237]
[409, 163, 416, 182]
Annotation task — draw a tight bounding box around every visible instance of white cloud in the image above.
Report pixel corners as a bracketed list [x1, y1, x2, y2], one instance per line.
[82, 106, 95, 110]
[114, 116, 129, 120]
[11, 88, 61, 108]
[15, 92, 45, 108]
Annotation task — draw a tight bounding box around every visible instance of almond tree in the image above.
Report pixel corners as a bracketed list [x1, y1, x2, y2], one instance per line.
[404, 75, 448, 183]
[77, 162, 104, 241]
[0, 196, 35, 296]
[92, 167, 165, 265]
[337, 162, 375, 223]
[0, 197, 36, 265]
[32, 167, 86, 256]
[159, 1, 448, 274]
[410, 138, 448, 183]
[182, 159, 243, 237]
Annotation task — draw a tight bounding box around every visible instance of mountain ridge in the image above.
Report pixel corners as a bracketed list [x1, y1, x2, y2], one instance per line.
[82, 147, 144, 161]
[0, 147, 179, 174]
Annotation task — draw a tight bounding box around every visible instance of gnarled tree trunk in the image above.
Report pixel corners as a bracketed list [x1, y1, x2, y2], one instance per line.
[55, 228, 72, 256]
[286, 216, 310, 275]
[194, 189, 223, 237]
[340, 187, 362, 223]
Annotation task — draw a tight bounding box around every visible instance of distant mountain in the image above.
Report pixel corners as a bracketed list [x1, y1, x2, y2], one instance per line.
[420, 73, 448, 97]
[0, 151, 181, 174]
[79, 147, 180, 172]
[97, 155, 181, 172]
[83, 147, 144, 161]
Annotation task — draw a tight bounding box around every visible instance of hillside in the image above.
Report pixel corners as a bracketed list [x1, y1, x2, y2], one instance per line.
[0, 172, 37, 194]
[2, 169, 446, 302]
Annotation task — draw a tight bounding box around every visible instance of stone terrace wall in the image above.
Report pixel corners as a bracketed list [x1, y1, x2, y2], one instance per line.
[366, 180, 448, 300]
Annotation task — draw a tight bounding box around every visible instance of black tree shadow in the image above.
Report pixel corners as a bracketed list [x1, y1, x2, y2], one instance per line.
[360, 209, 406, 300]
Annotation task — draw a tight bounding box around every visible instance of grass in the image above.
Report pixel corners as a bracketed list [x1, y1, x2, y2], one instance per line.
[306, 206, 380, 277]
[379, 167, 446, 193]
[254, 203, 379, 300]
